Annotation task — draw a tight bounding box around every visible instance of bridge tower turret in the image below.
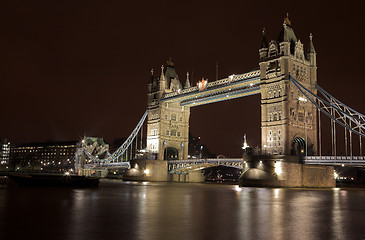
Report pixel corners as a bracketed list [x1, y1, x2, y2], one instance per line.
[146, 59, 190, 160]
[259, 28, 269, 60]
[259, 15, 318, 156]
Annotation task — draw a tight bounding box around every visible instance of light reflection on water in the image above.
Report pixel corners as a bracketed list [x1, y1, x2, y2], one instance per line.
[1, 180, 365, 240]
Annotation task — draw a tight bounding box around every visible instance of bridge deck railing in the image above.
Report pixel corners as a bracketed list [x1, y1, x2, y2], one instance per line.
[304, 156, 365, 166]
[167, 158, 243, 164]
[82, 162, 131, 169]
[168, 158, 244, 172]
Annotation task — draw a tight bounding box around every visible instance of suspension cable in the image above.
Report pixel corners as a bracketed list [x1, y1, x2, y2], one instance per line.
[318, 108, 322, 156]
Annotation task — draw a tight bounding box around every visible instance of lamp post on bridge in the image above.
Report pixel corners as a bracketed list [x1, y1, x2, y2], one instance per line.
[263, 145, 267, 155]
[199, 145, 203, 159]
[242, 134, 249, 156]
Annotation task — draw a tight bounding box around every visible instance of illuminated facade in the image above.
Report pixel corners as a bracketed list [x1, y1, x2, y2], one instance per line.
[10, 141, 77, 170]
[0, 139, 10, 165]
[147, 59, 190, 160]
[146, 17, 318, 159]
[259, 15, 317, 155]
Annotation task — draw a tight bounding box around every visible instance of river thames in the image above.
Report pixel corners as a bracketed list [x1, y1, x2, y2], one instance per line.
[1, 180, 365, 240]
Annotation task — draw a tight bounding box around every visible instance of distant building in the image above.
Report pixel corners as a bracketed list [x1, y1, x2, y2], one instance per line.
[188, 133, 201, 159]
[10, 141, 78, 171]
[0, 139, 11, 165]
[188, 133, 216, 159]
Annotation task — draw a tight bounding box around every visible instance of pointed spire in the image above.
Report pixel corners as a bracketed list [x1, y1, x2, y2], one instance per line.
[185, 72, 191, 88]
[284, 13, 292, 26]
[167, 57, 174, 67]
[277, 13, 297, 43]
[242, 134, 249, 150]
[308, 33, 316, 54]
[149, 68, 154, 84]
[260, 28, 268, 49]
[160, 65, 165, 81]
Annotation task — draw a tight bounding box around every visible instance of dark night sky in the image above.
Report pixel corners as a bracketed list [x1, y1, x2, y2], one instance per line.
[1, 1, 365, 157]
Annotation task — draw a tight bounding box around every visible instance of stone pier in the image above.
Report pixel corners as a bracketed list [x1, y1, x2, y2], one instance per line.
[239, 155, 335, 188]
[123, 159, 206, 183]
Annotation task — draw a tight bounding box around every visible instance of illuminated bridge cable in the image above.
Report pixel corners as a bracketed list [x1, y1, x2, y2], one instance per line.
[290, 76, 365, 138]
[83, 110, 148, 164]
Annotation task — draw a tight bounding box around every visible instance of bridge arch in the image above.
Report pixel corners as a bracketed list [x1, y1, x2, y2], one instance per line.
[291, 137, 306, 156]
[164, 147, 179, 160]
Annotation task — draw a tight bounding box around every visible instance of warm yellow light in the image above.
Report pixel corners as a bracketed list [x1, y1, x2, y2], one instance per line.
[334, 171, 338, 179]
[274, 161, 282, 175]
[234, 185, 242, 192]
[144, 169, 150, 175]
[298, 96, 307, 102]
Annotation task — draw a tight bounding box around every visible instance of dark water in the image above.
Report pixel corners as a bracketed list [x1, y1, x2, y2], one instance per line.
[1, 180, 365, 240]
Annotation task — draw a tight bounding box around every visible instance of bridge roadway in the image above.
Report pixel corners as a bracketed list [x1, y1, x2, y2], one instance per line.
[168, 159, 244, 173]
[304, 156, 365, 166]
[83, 162, 131, 169]
[81, 156, 365, 174]
[161, 70, 260, 107]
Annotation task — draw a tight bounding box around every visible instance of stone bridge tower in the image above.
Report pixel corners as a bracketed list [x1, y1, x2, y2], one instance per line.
[259, 15, 318, 156]
[146, 59, 190, 160]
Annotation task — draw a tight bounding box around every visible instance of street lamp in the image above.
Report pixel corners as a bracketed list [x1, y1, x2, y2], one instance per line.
[242, 134, 250, 156]
[242, 134, 249, 150]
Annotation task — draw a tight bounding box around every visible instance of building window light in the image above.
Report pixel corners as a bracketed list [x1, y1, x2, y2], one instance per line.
[298, 96, 307, 102]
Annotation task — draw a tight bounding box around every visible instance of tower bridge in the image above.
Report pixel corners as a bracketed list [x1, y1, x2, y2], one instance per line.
[145, 16, 318, 161]
[75, 16, 365, 187]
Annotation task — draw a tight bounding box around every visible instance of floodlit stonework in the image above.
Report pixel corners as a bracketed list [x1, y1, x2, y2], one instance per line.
[146, 16, 318, 161]
[147, 60, 190, 160]
[259, 16, 318, 156]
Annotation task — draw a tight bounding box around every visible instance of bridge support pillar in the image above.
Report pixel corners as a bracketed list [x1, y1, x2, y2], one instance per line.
[239, 155, 335, 188]
[123, 159, 168, 182]
[169, 170, 205, 183]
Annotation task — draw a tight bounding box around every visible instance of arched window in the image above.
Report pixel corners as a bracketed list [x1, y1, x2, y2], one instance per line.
[164, 147, 179, 160]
